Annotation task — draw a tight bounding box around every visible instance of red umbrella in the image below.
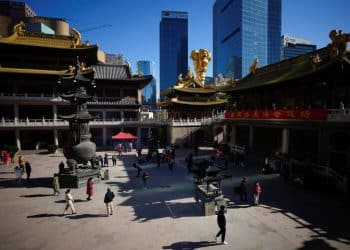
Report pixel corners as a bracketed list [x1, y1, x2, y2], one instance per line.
[112, 132, 137, 140]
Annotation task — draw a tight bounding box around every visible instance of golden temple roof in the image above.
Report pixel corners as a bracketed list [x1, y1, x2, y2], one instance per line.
[0, 21, 93, 49]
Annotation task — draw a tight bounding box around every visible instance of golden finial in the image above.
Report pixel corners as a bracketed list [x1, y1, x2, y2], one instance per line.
[190, 49, 211, 82]
[13, 21, 25, 35]
[328, 29, 350, 57]
[249, 58, 259, 75]
[71, 28, 82, 47]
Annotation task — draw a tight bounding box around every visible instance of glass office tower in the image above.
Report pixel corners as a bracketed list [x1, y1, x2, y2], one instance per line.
[160, 11, 188, 91]
[281, 35, 316, 60]
[137, 60, 157, 109]
[213, 0, 281, 79]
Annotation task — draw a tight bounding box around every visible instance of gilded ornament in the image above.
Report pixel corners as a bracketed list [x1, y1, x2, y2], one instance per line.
[249, 59, 259, 75]
[13, 21, 25, 35]
[190, 49, 211, 82]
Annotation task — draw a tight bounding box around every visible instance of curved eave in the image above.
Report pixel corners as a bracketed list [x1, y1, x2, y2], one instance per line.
[99, 75, 153, 89]
[157, 99, 227, 107]
[225, 48, 350, 92]
[0, 31, 95, 49]
[0, 67, 68, 75]
[173, 87, 217, 94]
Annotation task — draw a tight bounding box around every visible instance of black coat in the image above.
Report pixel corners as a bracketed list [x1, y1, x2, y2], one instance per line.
[217, 210, 226, 228]
[104, 191, 115, 203]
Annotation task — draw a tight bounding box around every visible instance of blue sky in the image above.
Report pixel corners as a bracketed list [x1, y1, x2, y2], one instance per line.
[25, 0, 350, 80]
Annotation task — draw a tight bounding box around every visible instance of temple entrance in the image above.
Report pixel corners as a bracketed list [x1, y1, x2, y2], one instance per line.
[0, 130, 15, 149]
[20, 130, 53, 150]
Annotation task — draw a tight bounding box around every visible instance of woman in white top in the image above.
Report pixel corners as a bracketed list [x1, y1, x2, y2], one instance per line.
[63, 189, 76, 215]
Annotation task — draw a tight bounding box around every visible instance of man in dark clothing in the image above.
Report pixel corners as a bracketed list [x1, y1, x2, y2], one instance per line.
[240, 177, 248, 201]
[133, 163, 142, 177]
[156, 154, 161, 168]
[104, 188, 115, 216]
[25, 161, 32, 182]
[104, 154, 109, 167]
[187, 152, 193, 174]
[215, 205, 228, 245]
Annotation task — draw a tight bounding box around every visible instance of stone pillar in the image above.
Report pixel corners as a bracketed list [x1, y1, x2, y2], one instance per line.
[148, 128, 152, 139]
[53, 129, 59, 146]
[53, 104, 57, 121]
[14, 103, 19, 123]
[282, 128, 289, 154]
[102, 128, 107, 147]
[102, 111, 106, 121]
[15, 129, 21, 150]
[249, 125, 254, 151]
[137, 89, 142, 105]
[222, 124, 227, 144]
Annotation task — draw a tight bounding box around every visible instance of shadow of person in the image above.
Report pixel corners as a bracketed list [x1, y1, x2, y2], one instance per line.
[66, 214, 108, 219]
[162, 241, 217, 249]
[21, 194, 53, 198]
[27, 213, 65, 218]
[54, 199, 87, 203]
[297, 238, 337, 250]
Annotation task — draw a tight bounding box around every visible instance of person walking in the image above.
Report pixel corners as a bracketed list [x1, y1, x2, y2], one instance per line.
[18, 155, 25, 172]
[133, 163, 142, 177]
[63, 189, 76, 215]
[14, 166, 23, 183]
[215, 205, 228, 245]
[52, 175, 60, 195]
[86, 177, 94, 200]
[168, 157, 174, 172]
[142, 171, 150, 188]
[240, 177, 248, 201]
[104, 188, 115, 216]
[253, 181, 262, 206]
[112, 155, 117, 166]
[156, 153, 161, 168]
[25, 161, 32, 182]
[186, 152, 193, 174]
[104, 153, 109, 167]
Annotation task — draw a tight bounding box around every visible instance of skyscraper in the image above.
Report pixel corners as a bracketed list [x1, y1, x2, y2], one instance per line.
[281, 35, 316, 60]
[160, 11, 188, 91]
[213, 0, 281, 79]
[137, 60, 158, 109]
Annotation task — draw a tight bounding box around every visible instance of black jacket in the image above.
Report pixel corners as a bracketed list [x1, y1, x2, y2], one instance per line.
[104, 191, 115, 203]
[217, 210, 226, 228]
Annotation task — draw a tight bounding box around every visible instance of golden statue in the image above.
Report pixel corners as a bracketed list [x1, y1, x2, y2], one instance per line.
[190, 49, 211, 82]
[328, 29, 350, 57]
[13, 21, 25, 35]
[249, 58, 259, 75]
[71, 28, 82, 47]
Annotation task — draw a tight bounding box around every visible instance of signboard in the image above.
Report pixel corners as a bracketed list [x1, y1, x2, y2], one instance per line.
[224, 109, 327, 121]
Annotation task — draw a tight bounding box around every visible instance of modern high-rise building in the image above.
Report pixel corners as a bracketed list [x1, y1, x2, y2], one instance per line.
[0, 1, 36, 17]
[281, 35, 316, 60]
[137, 60, 158, 109]
[159, 11, 188, 91]
[213, 0, 281, 79]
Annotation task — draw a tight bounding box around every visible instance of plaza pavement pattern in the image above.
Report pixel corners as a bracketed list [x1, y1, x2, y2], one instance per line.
[0, 148, 349, 250]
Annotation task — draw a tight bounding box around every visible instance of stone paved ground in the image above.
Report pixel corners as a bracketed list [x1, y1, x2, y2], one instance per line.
[0, 148, 349, 250]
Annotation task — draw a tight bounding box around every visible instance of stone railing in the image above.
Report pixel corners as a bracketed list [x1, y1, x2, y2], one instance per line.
[0, 117, 167, 128]
[169, 113, 225, 126]
[327, 108, 350, 122]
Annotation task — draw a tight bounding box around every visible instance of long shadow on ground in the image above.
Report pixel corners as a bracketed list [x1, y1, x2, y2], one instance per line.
[162, 240, 217, 249]
[0, 177, 52, 188]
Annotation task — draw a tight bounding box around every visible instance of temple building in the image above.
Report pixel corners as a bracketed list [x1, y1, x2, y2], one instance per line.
[158, 49, 228, 146]
[213, 30, 350, 192]
[0, 21, 160, 150]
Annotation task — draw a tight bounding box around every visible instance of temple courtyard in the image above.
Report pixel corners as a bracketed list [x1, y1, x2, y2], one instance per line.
[0, 148, 349, 250]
